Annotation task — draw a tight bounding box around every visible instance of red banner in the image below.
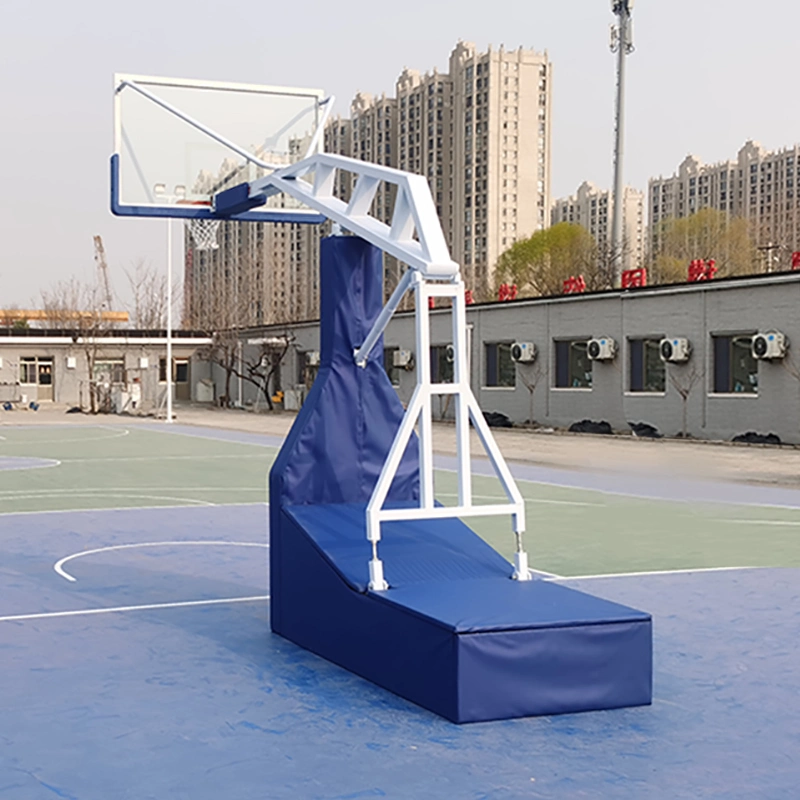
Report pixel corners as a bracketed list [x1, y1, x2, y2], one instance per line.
[621, 268, 647, 288]
[688, 259, 717, 282]
[497, 283, 518, 301]
[562, 275, 586, 294]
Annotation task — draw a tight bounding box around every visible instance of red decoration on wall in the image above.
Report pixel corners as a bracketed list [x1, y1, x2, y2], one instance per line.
[428, 297, 435, 310]
[562, 275, 586, 294]
[791, 251, 800, 270]
[497, 283, 518, 301]
[688, 259, 717, 282]
[464, 289, 475, 305]
[621, 268, 647, 288]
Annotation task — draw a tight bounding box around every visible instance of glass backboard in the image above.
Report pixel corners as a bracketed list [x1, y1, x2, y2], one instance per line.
[112, 73, 329, 222]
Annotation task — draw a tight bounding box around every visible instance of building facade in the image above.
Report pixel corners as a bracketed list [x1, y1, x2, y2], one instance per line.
[649, 140, 800, 266]
[221, 268, 800, 445]
[551, 181, 644, 272]
[0, 331, 211, 411]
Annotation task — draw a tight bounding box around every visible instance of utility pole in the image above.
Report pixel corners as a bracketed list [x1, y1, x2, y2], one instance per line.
[610, 0, 635, 286]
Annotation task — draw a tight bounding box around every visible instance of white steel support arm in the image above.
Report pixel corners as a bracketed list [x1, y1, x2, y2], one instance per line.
[354, 270, 415, 367]
[246, 154, 459, 279]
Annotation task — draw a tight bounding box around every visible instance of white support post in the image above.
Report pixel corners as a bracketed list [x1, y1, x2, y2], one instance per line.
[415, 277, 434, 509]
[451, 280, 472, 507]
[365, 278, 531, 588]
[166, 219, 173, 424]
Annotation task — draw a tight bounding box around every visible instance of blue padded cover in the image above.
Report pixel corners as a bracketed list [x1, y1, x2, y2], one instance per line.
[269, 236, 419, 512]
[287, 503, 512, 592]
[380, 577, 651, 633]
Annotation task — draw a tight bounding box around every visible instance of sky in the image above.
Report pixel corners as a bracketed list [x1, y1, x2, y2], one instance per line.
[1, 0, 799, 310]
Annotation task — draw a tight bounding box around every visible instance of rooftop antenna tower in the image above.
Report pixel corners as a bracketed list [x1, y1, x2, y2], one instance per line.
[610, 0, 635, 285]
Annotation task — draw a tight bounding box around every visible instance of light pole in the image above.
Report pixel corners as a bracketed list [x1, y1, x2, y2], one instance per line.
[154, 183, 186, 423]
[610, 0, 635, 286]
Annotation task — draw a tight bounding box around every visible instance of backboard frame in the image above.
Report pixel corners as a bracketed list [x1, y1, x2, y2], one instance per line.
[111, 73, 330, 224]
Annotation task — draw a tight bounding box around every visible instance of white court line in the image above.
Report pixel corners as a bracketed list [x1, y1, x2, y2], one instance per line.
[436, 492, 601, 507]
[3, 492, 216, 507]
[0, 594, 270, 624]
[60, 454, 271, 463]
[54, 540, 269, 582]
[714, 518, 800, 526]
[549, 565, 760, 581]
[0, 501, 267, 519]
[0, 458, 61, 472]
[0, 427, 131, 445]
[0, 487, 264, 495]
[142, 426, 280, 450]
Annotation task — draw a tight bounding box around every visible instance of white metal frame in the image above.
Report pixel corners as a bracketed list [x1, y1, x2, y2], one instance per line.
[113, 74, 332, 212]
[109, 83, 530, 590]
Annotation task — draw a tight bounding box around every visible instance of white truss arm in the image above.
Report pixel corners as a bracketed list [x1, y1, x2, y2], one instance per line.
[244, 154, 459, 279]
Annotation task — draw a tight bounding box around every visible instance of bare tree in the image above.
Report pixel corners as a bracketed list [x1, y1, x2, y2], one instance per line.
[515, 359, 548, 425]
[40, 278, 113, 413]
[667, 362, 705, 439]
[124, 259, 169, 329]
[197, 332, 295, 410]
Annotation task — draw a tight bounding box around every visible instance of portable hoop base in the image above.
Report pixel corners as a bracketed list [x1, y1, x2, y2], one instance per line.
[269, 237, 653, 722]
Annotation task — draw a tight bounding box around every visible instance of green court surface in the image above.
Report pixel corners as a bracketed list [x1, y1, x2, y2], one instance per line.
[2, 423, 800, 577]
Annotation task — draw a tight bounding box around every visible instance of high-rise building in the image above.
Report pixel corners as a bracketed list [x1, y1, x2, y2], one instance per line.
[551, 181, 644, 272]
[649, 140, 800, 266]
[448, 42, 551, 296]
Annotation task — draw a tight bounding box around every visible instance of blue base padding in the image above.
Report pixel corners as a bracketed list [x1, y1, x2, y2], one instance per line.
[272, 503, 653, 723]
[269, 235, 652, 722]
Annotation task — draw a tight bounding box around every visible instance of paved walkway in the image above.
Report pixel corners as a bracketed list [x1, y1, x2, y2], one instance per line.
[3, 403, 800, 488]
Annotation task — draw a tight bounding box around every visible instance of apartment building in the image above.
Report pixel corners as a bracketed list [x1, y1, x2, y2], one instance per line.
[551, 181, 644, 272]
[649, 140, 800, 265]
[448, 42, 551, 296]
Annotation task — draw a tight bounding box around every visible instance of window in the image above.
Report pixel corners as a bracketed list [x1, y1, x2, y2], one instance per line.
[713, 334, 757, 394]
[20, 357, 36, 384]
[94, 359, 125, 385]
[629, 339, 665, 392]
[159, 358, 168, 383]
[384, 347, 400, 386]
[430, 345, 454, 384]
[555, 340, 592, 389]
[484, 342, 515, 387]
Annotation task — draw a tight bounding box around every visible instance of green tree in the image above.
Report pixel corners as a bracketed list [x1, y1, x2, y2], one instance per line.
[650, 208, 757, 284]
[495, 223, 610, 298]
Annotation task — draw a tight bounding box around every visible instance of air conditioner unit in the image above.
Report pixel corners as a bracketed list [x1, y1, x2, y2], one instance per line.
[511, 342, 536, 363]
[587, 337, 617, 361]
[659, 337, 691, 363]
[393, 349, 414, 369]
[445, 344, 455, 363]
[306, 350, 321, 367]
[752, 331, 788, 360]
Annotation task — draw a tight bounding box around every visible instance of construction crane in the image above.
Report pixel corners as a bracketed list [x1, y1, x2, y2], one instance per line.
[93, 235, 113, 310]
